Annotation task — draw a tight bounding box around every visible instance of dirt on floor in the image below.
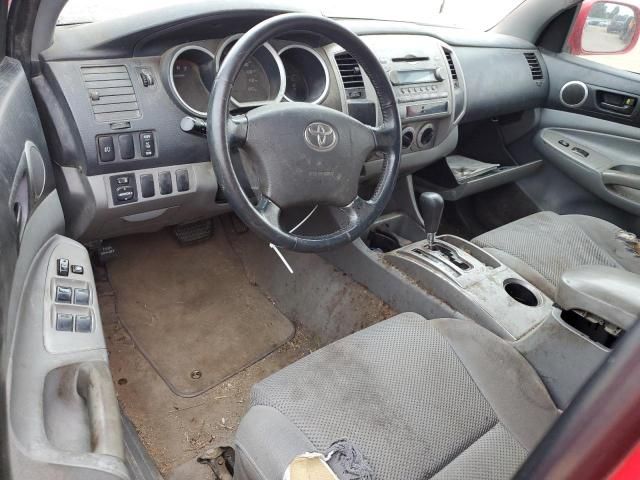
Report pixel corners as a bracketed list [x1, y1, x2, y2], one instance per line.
[100, 282, 319, 475]
[97, 220, 395, 477]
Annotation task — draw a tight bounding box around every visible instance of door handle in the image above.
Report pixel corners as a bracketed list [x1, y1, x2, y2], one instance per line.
[76, 362, 125, 460]
[602, 170, 640, 190]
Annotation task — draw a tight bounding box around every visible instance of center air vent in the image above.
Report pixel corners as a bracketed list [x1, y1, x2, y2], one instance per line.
[443, 49, 459, 89]
[82, 65, 141, 122]
[524, 52, 544, 81]
[335, 52, 364, 89]
[444, 50, 458, 81]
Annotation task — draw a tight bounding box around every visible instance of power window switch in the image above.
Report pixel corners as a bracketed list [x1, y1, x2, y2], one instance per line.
[75, 314, 93, 333]
[56, 313, 74, 332]
[57, 258, 70, 276]
[74, 288, 91, 305]
[71, 265, 84, 275]
[55, 286, 73, 303]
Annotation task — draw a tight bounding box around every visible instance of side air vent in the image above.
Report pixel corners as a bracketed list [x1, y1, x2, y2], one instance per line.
[524, 52, 544, 81]
[335, 52, 364, 89]
[82, 65, 141, 122]
[444, 50, 458, 81]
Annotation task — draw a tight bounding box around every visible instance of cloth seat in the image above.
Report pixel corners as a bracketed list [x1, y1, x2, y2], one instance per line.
[472, 211, 640, 300]
[233, 313, 558, 480]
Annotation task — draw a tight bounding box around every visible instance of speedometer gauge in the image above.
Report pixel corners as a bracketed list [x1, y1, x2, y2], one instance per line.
[217, 35, 285, 108]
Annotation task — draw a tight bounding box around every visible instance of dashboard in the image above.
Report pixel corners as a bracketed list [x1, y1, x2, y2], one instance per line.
[38, 6, 549, 242]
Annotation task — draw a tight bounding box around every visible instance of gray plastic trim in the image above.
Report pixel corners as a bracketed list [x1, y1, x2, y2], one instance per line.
[515, 307, 609, 409]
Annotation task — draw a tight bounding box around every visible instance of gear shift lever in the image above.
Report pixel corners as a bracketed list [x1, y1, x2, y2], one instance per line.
[419, 192, 444, 249]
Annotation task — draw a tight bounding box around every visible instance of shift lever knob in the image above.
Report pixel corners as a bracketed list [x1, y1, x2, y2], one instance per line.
[419, 192, 444, 249]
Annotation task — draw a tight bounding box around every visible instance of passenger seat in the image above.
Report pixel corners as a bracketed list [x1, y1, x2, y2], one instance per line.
[472, 211, 640, 300]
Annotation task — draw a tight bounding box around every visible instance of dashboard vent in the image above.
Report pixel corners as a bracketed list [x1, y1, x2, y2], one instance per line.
[335, 52, 364, 89]
[81, 65, 141, 122]
[444, 50, 458, 81]
[524, 52, 544, 81]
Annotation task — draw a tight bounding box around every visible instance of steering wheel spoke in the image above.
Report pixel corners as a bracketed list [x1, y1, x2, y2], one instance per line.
[370, 125, 396, 154]
[228, 115, 248, 148]
[331, 196, 376, 230]
[256, 196, 282, 229]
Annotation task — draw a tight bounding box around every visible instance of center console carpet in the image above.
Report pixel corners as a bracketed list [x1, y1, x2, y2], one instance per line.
[106, 226, 295, 397]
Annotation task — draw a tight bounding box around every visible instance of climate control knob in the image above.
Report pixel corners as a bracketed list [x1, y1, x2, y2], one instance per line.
[434, 67, 445, 82]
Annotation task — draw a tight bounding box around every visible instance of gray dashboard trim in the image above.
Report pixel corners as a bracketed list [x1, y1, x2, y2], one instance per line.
[44, 4, 535, 62]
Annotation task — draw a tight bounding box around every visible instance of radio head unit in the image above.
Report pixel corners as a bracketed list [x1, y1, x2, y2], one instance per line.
[384, 57, 451, 121]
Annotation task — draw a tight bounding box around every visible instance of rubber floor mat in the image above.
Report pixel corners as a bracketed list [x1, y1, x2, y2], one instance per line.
[106, 226, 295, 397]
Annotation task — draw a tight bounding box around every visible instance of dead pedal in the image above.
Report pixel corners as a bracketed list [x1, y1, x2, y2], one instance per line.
[173, 219, 214, 246]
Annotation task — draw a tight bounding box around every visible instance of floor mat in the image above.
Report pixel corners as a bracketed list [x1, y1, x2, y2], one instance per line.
[106, 225, 295, 398]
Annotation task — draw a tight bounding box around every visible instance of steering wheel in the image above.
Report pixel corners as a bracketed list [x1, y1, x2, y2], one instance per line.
[208, 13, 401, 253]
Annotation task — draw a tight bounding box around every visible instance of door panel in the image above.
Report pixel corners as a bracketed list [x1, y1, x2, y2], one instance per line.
[0, 57, 129, 479]
[502, 51, 640, 234]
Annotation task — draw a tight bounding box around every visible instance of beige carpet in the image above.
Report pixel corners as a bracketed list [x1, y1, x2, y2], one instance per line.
[107, 225, 295, 397]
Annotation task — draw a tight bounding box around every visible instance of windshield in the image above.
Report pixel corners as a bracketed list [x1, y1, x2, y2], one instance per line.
[57, 0, 526, 31]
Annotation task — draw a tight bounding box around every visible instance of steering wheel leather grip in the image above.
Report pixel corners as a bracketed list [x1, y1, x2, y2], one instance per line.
[208, 13, 401, 253]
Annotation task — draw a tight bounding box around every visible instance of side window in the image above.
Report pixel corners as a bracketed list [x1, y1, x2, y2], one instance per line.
[565, 1, 640, 74]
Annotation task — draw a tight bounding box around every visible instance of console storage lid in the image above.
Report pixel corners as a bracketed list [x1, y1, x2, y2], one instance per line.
[557, 266, 640, 331]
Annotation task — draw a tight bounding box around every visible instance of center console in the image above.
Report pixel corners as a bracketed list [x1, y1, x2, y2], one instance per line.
[386, 234, 551, 340]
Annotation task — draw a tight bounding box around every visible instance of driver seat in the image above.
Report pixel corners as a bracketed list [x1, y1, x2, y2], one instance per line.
[233, 313, 558, 480]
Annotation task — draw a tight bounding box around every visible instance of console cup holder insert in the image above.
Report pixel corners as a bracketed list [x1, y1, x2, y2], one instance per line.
[503, 278, 540, 307]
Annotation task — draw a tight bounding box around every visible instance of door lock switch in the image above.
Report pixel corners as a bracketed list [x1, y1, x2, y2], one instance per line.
[57, 258, 70, 276]
[55, 286, 73, 303]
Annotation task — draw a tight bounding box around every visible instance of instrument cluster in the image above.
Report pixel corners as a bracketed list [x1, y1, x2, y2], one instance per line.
[165, 35, 330, 117]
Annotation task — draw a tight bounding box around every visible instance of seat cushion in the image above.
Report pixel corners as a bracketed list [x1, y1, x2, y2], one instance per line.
[233, 313, 558, 480]
[472, 212, 640, 299]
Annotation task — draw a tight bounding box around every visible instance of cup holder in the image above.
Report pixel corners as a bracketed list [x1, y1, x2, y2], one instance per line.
[503, 279, 540, 307]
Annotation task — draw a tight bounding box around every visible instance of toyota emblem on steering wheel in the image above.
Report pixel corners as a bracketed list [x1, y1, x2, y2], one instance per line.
[304, 122, 338, 152]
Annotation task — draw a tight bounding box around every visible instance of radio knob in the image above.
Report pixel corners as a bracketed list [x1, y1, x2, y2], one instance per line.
[434, 67, 445, 82]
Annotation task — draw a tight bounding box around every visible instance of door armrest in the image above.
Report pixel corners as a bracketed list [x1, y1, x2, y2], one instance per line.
[557, 266, 640, 331]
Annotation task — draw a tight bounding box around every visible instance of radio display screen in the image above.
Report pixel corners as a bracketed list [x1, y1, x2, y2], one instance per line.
[396, 69, 437, 84]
